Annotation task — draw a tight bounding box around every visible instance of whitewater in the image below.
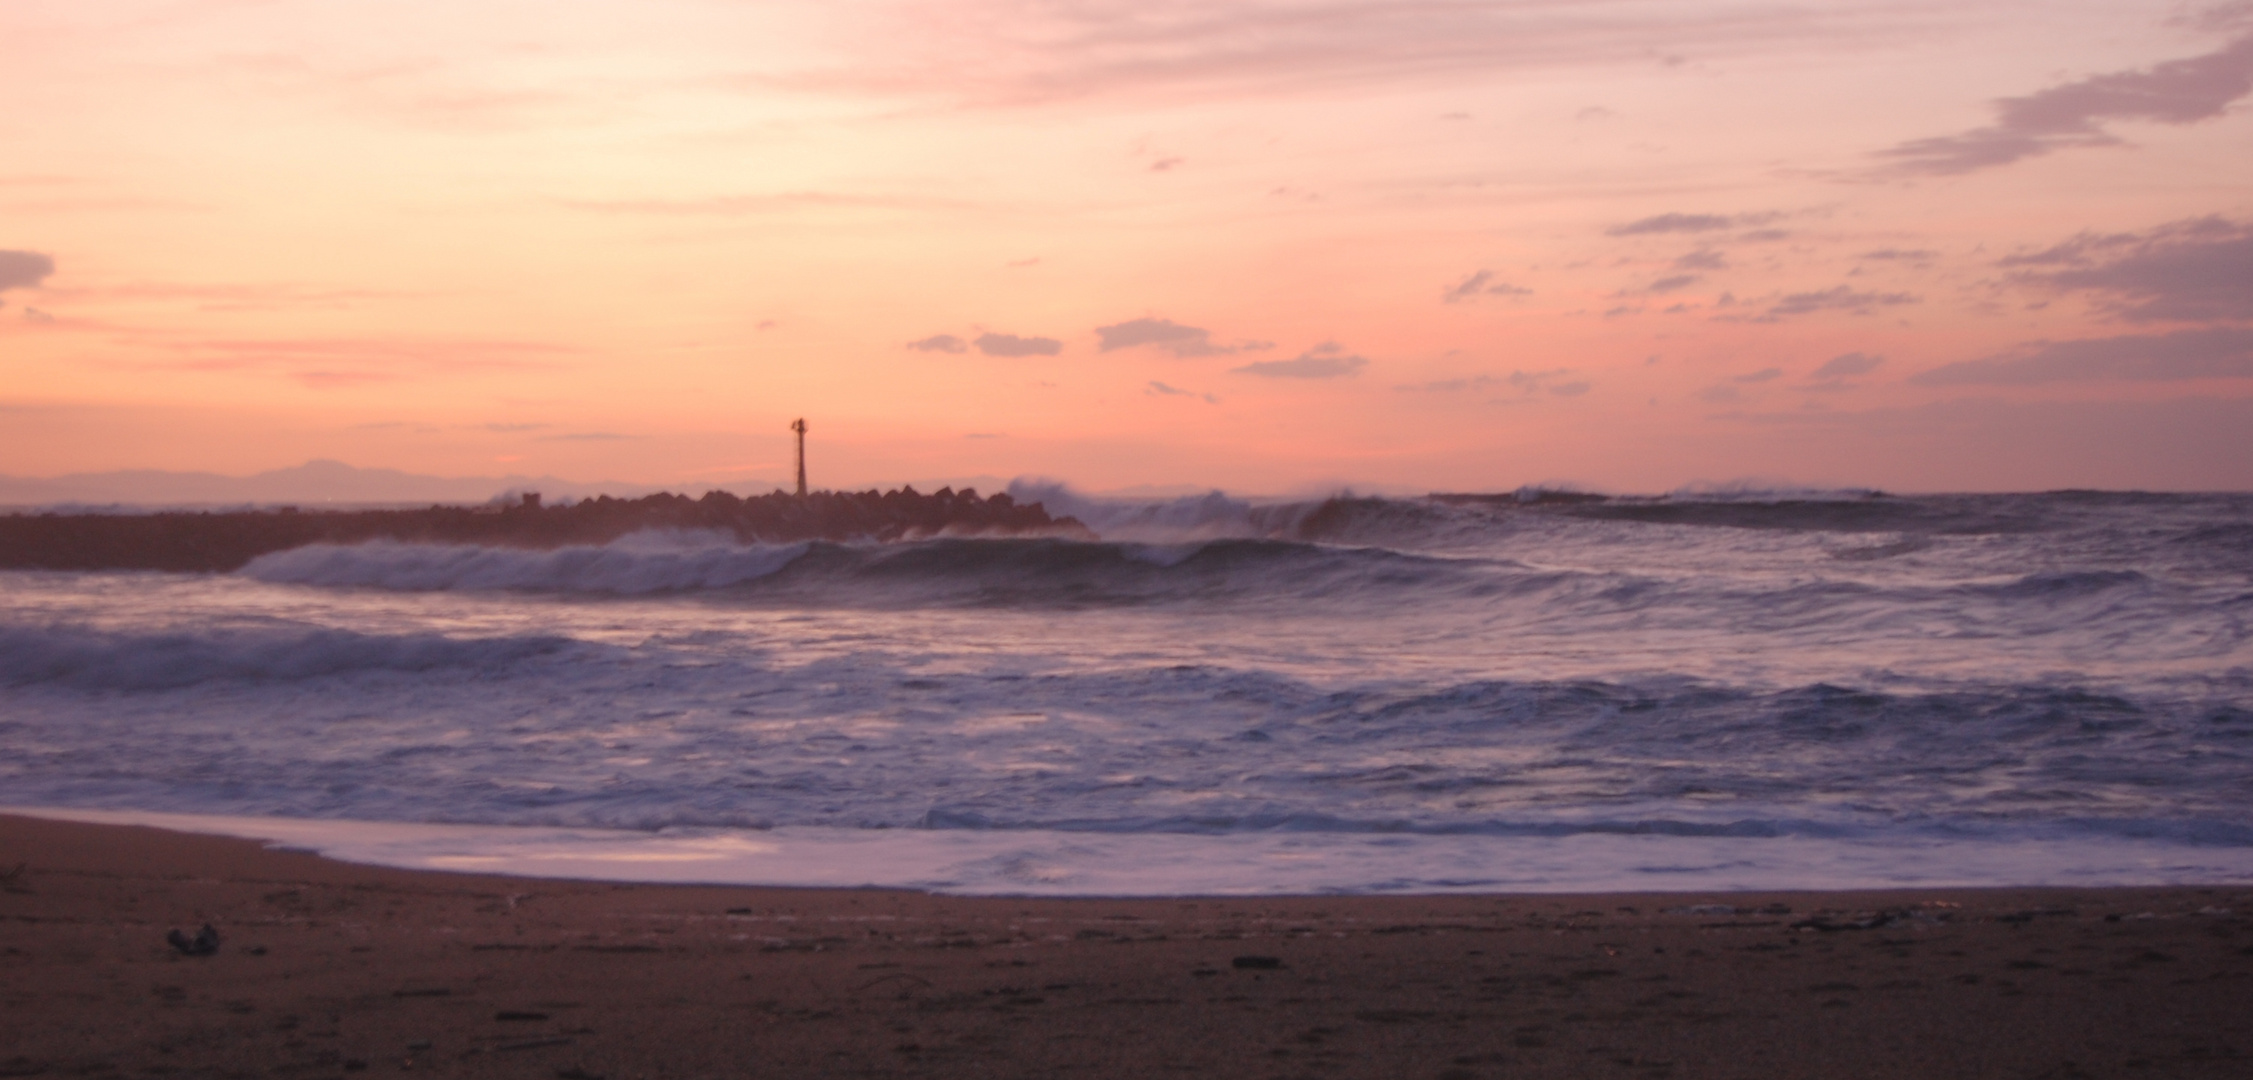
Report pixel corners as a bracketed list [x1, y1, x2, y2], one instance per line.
[4, 485, 2251, 895]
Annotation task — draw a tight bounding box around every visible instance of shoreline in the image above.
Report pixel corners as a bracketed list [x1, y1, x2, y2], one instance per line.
[5, 812, 2250, 1078]
[12, 804, 2253, 898]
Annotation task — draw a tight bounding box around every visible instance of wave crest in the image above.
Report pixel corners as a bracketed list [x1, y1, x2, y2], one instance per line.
[245, 531, 811, 594]
[238, 530, 1499, 607]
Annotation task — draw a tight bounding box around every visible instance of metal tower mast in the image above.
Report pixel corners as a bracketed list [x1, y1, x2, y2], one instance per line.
[791, 418, 808, 496]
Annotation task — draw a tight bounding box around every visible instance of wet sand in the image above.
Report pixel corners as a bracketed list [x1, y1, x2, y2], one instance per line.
[3, 813, 2249, 1079]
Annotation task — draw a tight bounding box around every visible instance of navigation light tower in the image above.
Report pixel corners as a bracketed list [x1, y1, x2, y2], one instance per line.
[791, 418, 808, 497]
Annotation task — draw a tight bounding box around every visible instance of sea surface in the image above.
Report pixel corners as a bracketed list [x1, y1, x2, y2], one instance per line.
[5, 486, 2252, 895]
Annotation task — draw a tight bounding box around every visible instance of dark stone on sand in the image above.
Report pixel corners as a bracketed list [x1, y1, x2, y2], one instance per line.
[166, 924, 220, 956]
[1791, 912, 1896, 932]
[1232, 955, 1283, 970]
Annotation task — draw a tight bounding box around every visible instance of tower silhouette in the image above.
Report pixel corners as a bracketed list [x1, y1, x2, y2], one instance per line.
[791, 418, 808, 497]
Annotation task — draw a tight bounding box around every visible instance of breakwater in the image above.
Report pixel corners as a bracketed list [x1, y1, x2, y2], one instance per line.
[0, 487, 1084, 572]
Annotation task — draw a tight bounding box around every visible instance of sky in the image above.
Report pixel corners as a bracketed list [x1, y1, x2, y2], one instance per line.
[3, 0, 2251, 496]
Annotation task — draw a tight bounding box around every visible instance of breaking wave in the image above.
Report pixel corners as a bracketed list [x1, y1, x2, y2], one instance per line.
[244, 531, 813, 594]
[240, 530, 1514, 606]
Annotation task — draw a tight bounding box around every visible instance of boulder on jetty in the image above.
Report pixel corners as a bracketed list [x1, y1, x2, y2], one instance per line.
[0, 487, 1089, 572]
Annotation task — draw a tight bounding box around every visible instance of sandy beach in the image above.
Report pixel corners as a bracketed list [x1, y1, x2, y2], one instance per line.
[2, 814, 2247, 1079]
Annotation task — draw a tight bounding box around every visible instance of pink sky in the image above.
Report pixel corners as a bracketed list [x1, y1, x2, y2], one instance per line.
[3, 0, 2250, 494]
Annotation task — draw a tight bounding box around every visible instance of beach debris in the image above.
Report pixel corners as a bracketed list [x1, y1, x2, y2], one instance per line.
[0, 862, 30, 894]
[166, 924, 221, 956]
[495, 1012, 550, 1022]
[1664, 902, 1793, 917]
[854, 973, 934, 996]
[1789, 912, 1896, 932]
[1232, 955, 1283, 970]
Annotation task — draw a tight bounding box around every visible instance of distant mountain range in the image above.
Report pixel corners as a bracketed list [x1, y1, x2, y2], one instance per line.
[0, 460, 713, 509]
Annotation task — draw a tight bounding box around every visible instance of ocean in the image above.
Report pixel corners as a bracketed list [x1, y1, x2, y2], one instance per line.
[4, 485, 2251, 895]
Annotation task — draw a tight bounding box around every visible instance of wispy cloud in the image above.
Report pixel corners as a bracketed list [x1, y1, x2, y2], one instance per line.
[1761, 286, 1919, 319]
[974, 331, 1063, 357]
[0, 249, 54, 293]
[150, 335, 571, 388]
[1396, 375, 1501, 393]
[561, 192, 974, 215]
[1098, 317, 1204, 352]
[1147, 380, 1219, 403]
[1798, 351, 1884, 392]
[2003, 216, 2253, 323]
[1875, 34, 2253, 175]
[907, 334, 969, 353]
[50, 279, 413, 313]
[1810, 351, 1885, 379]
[1606, 212, 1779, 236]
[1505, 368, 1590, 397]
[193, 50, 602, 136]
[1231, 342, 1366, 379]
[1441, 270, 1531, 303]
[1096, 317, 1267, 357]
[747, 2, 1920, 109]
[1911, 327, 2253, 384]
